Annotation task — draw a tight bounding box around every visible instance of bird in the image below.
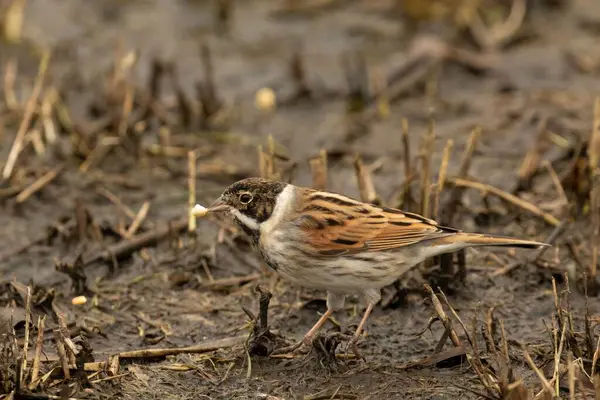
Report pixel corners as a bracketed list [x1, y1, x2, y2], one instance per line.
[204, 177, 548, 356]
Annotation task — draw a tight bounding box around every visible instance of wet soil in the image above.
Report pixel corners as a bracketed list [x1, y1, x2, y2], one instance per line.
[2, 0, 600, 399]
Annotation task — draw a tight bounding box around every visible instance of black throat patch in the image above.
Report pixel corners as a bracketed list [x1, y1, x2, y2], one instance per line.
[233, 216, 278, 271]
[235, 217, 260, 247]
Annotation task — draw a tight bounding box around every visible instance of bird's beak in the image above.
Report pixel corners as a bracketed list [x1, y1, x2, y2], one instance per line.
[207, 196, 230, 213]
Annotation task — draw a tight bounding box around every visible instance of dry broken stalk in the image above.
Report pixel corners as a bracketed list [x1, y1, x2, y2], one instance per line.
[401, 118, 412, 181]
[593, 375, 600, 400]
[468, 321, 498, 396]
[83, 335, 246, 371]
[41, 88, 58, 144]
[258, 143, 276, 180]
[493, 0, 527, 48]
[202, 273, 261, 290]
[354, 154, 379, 204]
[483, 308, 499, 358]
[83, 218, 188, 266]
[188, 150, 197, 232]
[108, 354, 120, 376]
[15, 166, 64, 204]
[435, 289, 505, 397]
[309, 149, 328, 190]
[444, 127, 481, 225]
[97, 187, 138, 221]
[399, 118, 415, 211]
[523, 345, 557, 398]
[3, 0, 26, 42]
[419, 121, 436, 218]
[543, 160, 569, 210]
[53, 329, 70, 380]
[258, 145, 267, 178]
[118, 82, 135, 137]
[20, 286, 32, 387]
[423, 284, 462, 348]
[3, 50, 51, 180]
[450, 177, 560, 226]
[108, 40, 124, 97]
[125, 201, 150, 239]
[159, 126, 171, 153]
[433, 139, 453, 220]
[57, 313, 76, 365]
[29, 315, 46, 390]
[567, 351, 575, 400]
[28, 129, 45, 155]
[517, 118, 548, 191]
[468, 0, 527, 51]
[592, 334, 600, 382]
[438, 290, 474, 351]
[588, 97, 600, 283]
[79, 138, 119, 174]
[552, 320, 568, 395]
[267, 135, 278, 178]
[3, 58, 18, 110]
[495, 317, 509, 361]
[13, 392, 80, 400]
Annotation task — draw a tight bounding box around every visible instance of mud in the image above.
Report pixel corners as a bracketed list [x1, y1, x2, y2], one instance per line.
[1, 0, 600, 399]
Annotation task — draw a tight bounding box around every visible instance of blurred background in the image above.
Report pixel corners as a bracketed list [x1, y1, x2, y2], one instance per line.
[1, 0, 600, 399]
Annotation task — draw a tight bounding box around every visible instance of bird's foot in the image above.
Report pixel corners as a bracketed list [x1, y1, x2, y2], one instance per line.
[344, 334, 366, 361]
[271, 334, 313, 356]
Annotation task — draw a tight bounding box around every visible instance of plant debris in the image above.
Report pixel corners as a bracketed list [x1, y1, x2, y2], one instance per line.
[1, 0, 599, 398]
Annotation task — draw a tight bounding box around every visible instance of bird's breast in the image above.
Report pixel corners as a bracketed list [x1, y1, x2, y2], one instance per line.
[258, 228, 295, 272]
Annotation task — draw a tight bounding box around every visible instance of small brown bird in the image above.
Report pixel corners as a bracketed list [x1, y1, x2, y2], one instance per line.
[205, 177, 548, 356]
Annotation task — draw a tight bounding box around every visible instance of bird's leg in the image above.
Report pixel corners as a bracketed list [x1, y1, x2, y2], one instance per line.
[300, 308, 335, 346]
[346, 289, 380, 359]
[346, 302, 375, 358]
[273, 308, 334, 355]
[273, 291, 345, 355]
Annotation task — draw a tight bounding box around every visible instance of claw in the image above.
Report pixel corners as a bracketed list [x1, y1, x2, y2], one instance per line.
[272, 335, 314, 356]
[345, 335, 366, 361]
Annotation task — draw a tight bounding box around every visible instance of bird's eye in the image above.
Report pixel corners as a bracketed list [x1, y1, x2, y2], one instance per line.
[239, 193, 253, 204]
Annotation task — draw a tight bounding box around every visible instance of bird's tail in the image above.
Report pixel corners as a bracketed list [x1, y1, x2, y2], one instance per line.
[409, 232, 548, 266]
[432, 232, 548, 250]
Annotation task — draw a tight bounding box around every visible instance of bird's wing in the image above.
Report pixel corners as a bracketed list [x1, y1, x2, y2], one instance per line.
[294, 189, 457, 256]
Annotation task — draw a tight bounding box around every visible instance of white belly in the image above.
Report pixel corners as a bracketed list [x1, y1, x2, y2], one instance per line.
[260, 229, 416, 294]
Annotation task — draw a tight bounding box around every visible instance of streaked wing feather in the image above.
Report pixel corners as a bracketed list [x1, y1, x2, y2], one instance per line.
[294, 190, 457, 256]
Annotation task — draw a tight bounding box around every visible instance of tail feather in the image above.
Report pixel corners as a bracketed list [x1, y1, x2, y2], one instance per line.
[435, 233, 549, 249]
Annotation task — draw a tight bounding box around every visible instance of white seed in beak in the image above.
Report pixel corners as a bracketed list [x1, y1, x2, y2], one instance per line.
[192, 204, 208, 217]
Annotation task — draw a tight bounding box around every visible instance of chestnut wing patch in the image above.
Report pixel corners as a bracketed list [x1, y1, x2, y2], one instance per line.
[295, 192, 457, 256]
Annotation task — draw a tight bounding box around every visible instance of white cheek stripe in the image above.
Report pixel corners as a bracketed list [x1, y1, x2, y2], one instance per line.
[261, 184, 294, 235]
[311, 192, 360, 205]
[230, 209, 260, 231]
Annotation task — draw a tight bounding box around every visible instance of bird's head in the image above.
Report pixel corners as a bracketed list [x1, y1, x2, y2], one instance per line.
[207, 177, 288, 231]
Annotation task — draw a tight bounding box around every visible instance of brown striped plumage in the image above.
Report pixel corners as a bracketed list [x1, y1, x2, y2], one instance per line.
[206, 177, 548, 357]
[297, 189, 459, 255]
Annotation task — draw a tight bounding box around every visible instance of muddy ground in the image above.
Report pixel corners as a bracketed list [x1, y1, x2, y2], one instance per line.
[1, 0, 600, 399]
